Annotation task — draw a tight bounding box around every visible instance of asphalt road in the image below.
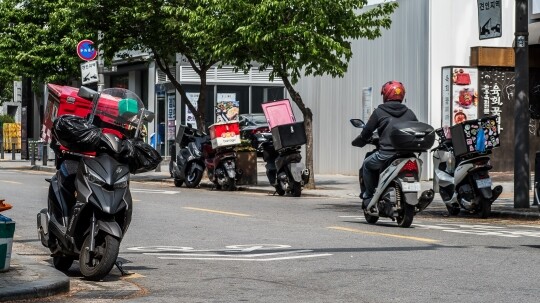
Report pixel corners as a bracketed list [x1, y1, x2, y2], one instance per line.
[2, 169, 539, 303]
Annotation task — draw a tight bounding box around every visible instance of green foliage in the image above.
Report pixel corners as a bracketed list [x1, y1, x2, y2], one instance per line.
[0, 0, 93, 84]
[0, 114, 15, 127]
[219, 0, 398, 84]
[235, 139, 256, 152]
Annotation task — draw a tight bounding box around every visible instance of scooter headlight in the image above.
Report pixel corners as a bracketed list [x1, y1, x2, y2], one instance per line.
[87, 168, 106, 186]
[114, 174, 129, 189]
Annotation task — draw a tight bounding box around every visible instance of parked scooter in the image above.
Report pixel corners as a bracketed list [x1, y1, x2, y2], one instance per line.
[351, 119, 435, 228]
[256, 132, 310, 197]
[202, 143, 242, 191]
[37, 86, 158, 280]
[432, 117, 503, 218]
[169, 125, 208, 188]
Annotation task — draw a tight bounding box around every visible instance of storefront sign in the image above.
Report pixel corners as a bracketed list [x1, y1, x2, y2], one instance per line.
[362, 87, 372, 122]
[479, 68, 515, 132]
[167, 94, 176, 141]
[477, 0, 502, 40]
[441, 68, 452, 127]
[186, 92, 199, 128]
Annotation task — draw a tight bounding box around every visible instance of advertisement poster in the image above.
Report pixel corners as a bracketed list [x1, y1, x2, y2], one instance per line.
[186, 92, 199, 128]
[167, 94, 176, 141]
[441, 67, 452, 128]
[216, 93, 239, 122]
[451, 67, 478, 125]
[362, 87, 373, 122]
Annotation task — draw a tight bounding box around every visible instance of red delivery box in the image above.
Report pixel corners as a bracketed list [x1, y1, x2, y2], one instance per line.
[261, 99, 296, 129]
[42, 84, 126, 143]
[208, 121, 241, 149]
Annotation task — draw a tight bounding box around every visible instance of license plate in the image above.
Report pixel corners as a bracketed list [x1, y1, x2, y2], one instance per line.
[476, 178, 492, 188]
[402, 182, 420, 192]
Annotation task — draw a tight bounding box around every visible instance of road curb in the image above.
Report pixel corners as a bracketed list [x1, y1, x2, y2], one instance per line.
[0, 253, 70, 302]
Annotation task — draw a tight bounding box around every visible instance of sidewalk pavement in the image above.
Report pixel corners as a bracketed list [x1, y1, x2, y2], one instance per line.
[0, 155, 539, 301]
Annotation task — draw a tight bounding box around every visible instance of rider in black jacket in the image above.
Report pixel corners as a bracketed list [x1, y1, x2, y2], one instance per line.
[352, 81, 418, 208]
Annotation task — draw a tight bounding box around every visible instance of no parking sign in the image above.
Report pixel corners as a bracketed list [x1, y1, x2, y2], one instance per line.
[76, 39, 97, 61]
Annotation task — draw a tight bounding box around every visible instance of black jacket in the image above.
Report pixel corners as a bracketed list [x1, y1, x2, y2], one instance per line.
[352, 101, 417, 154]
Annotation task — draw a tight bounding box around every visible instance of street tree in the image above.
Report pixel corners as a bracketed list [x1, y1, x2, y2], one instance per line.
[218, 0, 398, 188]
[63, 0, 244, 131]
[0, 0, 90, 86]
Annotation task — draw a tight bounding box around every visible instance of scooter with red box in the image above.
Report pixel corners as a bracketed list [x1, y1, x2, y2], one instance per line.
[203, 121, 243, 190]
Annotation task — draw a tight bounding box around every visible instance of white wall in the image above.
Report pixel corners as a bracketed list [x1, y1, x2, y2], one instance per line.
[429, 0, 515, 131]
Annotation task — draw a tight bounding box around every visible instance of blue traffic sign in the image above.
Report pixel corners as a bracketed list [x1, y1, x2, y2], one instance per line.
[77, 40, 97, 61]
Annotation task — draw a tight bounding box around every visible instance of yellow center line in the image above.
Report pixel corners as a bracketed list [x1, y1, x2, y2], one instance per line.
[183, 207, 251, 217]
[327, 226, 440, 244]
[0, 180, 22, 185]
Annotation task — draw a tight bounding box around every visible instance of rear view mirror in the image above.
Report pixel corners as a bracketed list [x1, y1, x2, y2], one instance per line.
[350, 119, 365, 128]
[78, 86, 98, 100]
[141, 110, 155, 123]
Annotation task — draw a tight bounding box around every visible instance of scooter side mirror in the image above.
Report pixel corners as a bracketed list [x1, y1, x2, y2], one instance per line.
[350, 119, 365, 128]
[78, 86, 98, 100]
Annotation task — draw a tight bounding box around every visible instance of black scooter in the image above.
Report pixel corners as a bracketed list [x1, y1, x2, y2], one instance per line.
[257, 132, 309, 197]
[37, 87, 156, 281]
[169, 125, 208, 188]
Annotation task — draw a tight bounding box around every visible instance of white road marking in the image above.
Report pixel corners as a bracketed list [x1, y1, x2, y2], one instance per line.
[414, 223, 540, 238]
[130, 188, 179, 195]
[129, 244, 332, 262]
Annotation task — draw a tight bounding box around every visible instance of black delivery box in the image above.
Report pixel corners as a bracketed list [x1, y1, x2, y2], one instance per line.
[449, 116, 500, 156]
[389, 121, 435, 152]
[271, 122, 307, 150]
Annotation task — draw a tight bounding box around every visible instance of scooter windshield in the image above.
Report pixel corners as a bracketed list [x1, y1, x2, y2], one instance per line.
[92, 88, 146, 139]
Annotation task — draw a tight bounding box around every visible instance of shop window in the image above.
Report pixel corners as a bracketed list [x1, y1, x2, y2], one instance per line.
[252, 86, 285, 113]
[110, 74, 129, 89]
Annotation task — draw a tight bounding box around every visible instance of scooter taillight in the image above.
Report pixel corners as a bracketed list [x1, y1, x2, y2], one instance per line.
[400, 160, 418, 174]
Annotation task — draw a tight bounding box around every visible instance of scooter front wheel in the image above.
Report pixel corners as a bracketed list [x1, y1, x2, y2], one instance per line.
[446, 204, 460, 216]
[185, 164, 203, 188]
[53, 255, 74, 272]
[363, 211, 379, 224]
[79, 233, 120, 281]
[291, 182, 302, 197]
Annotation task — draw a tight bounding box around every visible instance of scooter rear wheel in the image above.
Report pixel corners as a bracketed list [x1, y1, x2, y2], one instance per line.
[397, 203, 414, 228]
[79, 233, 120, 281]
[479, 198, 491, 219]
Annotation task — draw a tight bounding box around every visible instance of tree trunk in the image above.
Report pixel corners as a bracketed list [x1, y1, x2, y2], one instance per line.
[153, 52, 215, 133]
[281, 76, 316, 189]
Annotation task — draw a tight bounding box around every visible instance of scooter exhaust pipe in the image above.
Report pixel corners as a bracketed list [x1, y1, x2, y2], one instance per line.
[417, 189, 435, 212]
[490, 185, 503, 204]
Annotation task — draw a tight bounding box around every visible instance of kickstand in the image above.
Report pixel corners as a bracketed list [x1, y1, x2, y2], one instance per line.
[115, 260, 132, 276]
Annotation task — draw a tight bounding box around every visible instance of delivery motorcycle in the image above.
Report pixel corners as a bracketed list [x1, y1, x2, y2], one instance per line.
[432, 117, 502, 218]
[256, 131, 310, 197]
[169, 125, 207, 188]
[37, 86, 158, 280]
[351, 119, 435, 228]
[202, 143, 242, 191]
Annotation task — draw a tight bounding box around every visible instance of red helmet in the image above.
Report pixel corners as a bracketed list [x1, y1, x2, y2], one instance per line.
[381, 81, 405, 102]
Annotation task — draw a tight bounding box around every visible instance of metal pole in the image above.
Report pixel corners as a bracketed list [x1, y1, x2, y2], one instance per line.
[534, 152, 540, 205]
[30, 141, 35, 166]
[11, 143, 15, 160]
[0, 140, 3, 159]
[514, 0, 530, 208]
[42, 144, 47, 166]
